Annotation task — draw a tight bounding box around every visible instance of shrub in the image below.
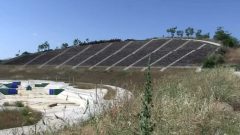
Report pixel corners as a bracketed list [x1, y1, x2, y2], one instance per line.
[235, 65, 240, 71]
[15, 101, 24, 107]
[3, 102, 10, 106]
[222, 36, 239, 48]
[0, 106, 42, 129]
[140, 64, 154, 135]
[125, 39, 136, 41]
[214, 27, 239, 48]
[217, 47, 228, 55]
[203, 54, 224, 68]
[22, 51, 31, 55]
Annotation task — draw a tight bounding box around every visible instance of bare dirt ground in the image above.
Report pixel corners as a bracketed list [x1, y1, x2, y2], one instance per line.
[224, 48, 240, 64]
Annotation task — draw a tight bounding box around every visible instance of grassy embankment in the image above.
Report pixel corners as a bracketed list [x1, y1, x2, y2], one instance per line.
[0, 102, 42, 130]
[55, 68, 240, 135]
[1, 66, 240, 134]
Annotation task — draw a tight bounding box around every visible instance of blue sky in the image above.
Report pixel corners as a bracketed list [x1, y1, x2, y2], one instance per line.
[0, 0, 239, 59]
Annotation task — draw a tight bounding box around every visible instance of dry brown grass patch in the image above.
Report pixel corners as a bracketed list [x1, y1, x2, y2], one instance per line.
[224, 48, 240, 64]
[0, 107, 42, 130]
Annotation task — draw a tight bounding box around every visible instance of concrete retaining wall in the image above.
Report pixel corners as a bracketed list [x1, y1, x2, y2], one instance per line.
[0, 92, 4, 100]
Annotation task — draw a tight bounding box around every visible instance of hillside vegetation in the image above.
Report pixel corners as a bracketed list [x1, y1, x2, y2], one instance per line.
[49, 68, 240, 135]
[1, 66, 240, 134]
[46, 69, 240, 135]
[0, 105, 42, 130]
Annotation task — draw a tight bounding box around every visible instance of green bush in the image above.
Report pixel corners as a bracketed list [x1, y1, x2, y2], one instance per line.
[21, 107, 30, 116]
[214, 27, 239, 48]
[222, 37, 239, 48]
[235, 65, 240, 71]
[203, 54, 224, 68]
[140, 65, 154, 135]
[3, 102, 10, 106]
[217, 47, 227, 55]
[15, 101, 24, 107]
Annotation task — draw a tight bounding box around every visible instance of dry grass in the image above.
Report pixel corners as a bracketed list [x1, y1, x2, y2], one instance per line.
[0, 65, 194, 94]
[56, 68, 240, 135]
[70, 82, 116, 100]
[224, 48, 240, 64]
[71, 82, 97, 89]
[101, 86, 116, 100]
[1, 66, 240, 134]
[0, 106, 42, 130]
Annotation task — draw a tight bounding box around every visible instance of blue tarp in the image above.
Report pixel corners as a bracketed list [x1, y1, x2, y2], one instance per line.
[0, 88, 17, 95]
[4, 83, 18, 88]
[13, 81, 21, 85]
[49, 89, 64, 95]
[8, 89, 17, 94]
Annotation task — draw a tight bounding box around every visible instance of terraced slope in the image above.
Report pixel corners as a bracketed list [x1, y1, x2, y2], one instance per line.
[3, 39, 219, 70]
[6, 53, 42, 65]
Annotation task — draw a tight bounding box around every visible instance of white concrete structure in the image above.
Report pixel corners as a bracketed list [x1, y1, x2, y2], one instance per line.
[0, 92, 4, 100]
[234, 72, 240, 77]
[185, 39, 221, 46]
[0, 80, 132, 135]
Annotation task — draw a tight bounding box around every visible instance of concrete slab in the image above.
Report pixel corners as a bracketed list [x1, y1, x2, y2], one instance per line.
[0, 80, 132, 135]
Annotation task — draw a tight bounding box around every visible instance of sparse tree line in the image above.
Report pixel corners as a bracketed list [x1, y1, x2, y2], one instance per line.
[203, 27, 239, 68]
[37, 41, 50, 52]
[166, 27, 210, 39]
[166, 26, 239, 47]
[71, 38, 122, 47]
[37, 38, 122, 52]
[30, 27, 238, 55]
[62, 38, 121, 49]
[213, 27, 239, 47]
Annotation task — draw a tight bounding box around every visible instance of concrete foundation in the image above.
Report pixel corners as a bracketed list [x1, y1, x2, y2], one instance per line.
[0, 80, 132, 135]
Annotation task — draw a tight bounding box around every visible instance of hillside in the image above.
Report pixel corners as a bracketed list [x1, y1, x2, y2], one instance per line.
[3, 38, 219, 71]
[0, 66, 239, 134]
